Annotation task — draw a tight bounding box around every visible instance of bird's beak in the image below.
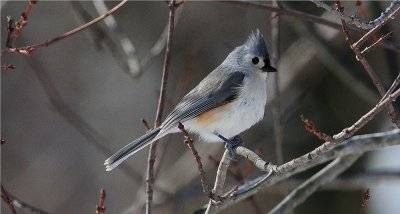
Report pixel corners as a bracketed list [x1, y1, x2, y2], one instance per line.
[262, 65, 277, 73]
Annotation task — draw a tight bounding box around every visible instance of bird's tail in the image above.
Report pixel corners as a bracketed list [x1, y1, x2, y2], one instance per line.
[104, 127, 161, 171]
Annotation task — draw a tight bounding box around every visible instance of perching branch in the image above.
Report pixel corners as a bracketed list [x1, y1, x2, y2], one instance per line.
[212, 129, 400, 212]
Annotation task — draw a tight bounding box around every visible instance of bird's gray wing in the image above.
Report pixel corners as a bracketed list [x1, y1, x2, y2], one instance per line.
[161, 70, 246, 131]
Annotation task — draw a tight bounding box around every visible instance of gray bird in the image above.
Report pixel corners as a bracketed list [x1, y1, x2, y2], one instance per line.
[105, 29, 277, 171]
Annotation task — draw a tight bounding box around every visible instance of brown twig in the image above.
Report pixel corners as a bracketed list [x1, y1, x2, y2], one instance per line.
[300, 114, 335, 143]
[96, 189, 106, 214]
[1, 184, 17, 214]
[361, 32, 393, 54]
[146, 1, 183, 213]
[1, 64, 15, 70]
[3, 0, 128, 56]
[360, 188, 370, 214]
[355, 0, 367, 20]
[6, 1, 38, 48]
[178, 122, 212, 197]
[141, 118, 151, 131]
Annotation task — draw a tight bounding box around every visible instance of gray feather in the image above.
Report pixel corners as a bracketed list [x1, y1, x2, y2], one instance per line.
[161, 70, 246, 131]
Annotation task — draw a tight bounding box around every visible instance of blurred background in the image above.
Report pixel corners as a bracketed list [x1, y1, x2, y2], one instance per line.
[1, 1, 400, 214]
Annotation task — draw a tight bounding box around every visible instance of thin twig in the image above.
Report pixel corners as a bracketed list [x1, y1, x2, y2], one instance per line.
[146, 1, 183, 213]
[353, 5, 400, 49]
[178, 122, 212, 197]
[310, 0, 400, 30]
[268, 155, 360, 214]
[205, 150, 231, 214]
[93, 0, 141, 77]
[379, 72, 400, 103]
[3, 0, 128, 56]
[300, 114, 335, 143]
[360, 188, 370, 214]
[1, 185, 17, 214]
[270, 0, 284, 165]
[1, 64, 15, 70]
[335, 2, 400, 127]
[6, 194, 49, 214]
[221, 1, 400, 53]
[96, 189, 106, 214]
[361, 32, 393, 54]
[6, 1, 38, 48]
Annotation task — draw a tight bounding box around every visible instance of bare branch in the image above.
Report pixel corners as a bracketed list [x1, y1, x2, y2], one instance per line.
[93, 0, 140, 77]
[96, 189, 106, 214]
[205, 150, 231, 214]
[268, 155, 360, 214]
[310, 0, 400, 30]
[360, 189, 370, 214]
[222, 1, 400, 53]
[1, 185, 17, 214]
[213, 129, 400, 212]
[3, 0, 128, 55]
[178, 122, 212, 197]
[234, 146, 277, 172]
[334, 2, 400, 127]
[300, 114, 335, 143]
[270, 0, 284, 165]
[146, 1, 183, 213]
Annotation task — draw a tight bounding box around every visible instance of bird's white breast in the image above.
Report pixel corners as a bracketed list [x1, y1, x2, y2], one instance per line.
[184, 73, 267, 142]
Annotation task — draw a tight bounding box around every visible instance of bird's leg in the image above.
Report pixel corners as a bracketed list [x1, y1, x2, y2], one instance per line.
[216, 134, 244, 161]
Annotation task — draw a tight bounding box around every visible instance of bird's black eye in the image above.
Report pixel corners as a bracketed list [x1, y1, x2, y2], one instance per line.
[252, 57, 259, 64]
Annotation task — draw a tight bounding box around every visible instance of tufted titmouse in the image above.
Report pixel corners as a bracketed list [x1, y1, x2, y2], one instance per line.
[105, 29, 277, 171]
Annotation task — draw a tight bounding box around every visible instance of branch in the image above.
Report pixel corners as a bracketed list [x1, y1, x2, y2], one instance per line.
[6, 1, 38, 48]
[268, 155, 360, 214]
[334, 2, 400, 127]
[178, 122, 212, 197]
[1, 185, 17, 214]
[360, 189, 370, 214]
[93, 0, 141, 77]
[213, 129, 400, 212]
[221, 1, 400, 53]
[310, 0, 400, 30]
[234, 146, 277, 172]
[270, 0, 284, 165]
[3, 0, 128, 56]
[146, 1, 183, 213]
[205, 150, 231, 214]
[96, 189, 106, 214]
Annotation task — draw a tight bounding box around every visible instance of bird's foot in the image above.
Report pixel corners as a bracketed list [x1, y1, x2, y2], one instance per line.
[217, 134, 244, 161]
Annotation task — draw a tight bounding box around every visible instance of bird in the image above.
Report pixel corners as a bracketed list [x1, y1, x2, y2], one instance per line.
[105, 29, 277, 171]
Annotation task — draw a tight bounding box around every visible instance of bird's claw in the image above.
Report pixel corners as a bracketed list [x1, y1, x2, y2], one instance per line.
[217, 134, 244, 161]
